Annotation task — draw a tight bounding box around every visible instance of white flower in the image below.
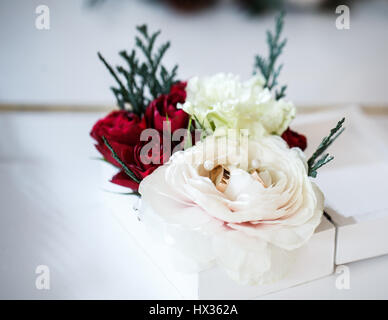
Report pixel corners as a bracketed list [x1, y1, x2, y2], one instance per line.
[178, 73, 296, 137]
[139, 134, 324, 285]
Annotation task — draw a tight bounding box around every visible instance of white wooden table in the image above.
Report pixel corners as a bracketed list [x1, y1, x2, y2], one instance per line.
[0, 107, 387, 299]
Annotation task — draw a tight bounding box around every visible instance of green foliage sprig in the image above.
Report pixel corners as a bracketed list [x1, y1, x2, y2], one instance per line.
[98, 25, 178, 116]
[307, 118, 345, 178]
[102, 136, 140, 183]
[254, 11, 287, 99]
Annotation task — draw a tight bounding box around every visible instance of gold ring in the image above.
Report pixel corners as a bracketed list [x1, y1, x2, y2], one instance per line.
[209, 165, 230, 192]
[249, 169, 266, 187]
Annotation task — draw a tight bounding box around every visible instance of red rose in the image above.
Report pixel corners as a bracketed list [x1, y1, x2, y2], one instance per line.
[91, 110, 154, 191]
[91, 82, 190, 191]
[281, 128, 307, 151]
[90, 110, 145, 166]
[145, 82, 189, 133]
[109, 133, 165, 191]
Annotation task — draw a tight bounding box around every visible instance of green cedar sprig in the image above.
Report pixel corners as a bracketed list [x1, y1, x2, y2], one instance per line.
[98, 25, 178, 116]
[102, 136, 140, 184]
[192, 115, 213, 141]
[254, 11, 287, 99]
[307, 118, 345, 178]
[104, 189, 141, 197]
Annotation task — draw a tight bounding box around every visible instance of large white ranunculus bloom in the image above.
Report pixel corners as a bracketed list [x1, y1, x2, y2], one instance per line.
[178, 73, 296, 137]
[138, 134, 324, 285]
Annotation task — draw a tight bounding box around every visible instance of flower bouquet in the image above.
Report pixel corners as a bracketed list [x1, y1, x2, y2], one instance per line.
[91, 12, 344, 298]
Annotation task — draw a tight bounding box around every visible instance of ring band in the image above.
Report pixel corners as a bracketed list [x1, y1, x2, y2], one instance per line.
[209, 165, 230, 192]
[249, 169, 266, 187]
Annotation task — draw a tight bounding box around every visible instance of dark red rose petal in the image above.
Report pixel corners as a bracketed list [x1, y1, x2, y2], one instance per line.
[145, 81, 189, 133]
[281, 128, 307, 151]
[111, 170, 140, 191]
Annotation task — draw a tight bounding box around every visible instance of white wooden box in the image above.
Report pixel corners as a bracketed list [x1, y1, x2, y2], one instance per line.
[100, 169, 335, 299]
[294, 106, 388, 265]
[325, 206, 388, 265]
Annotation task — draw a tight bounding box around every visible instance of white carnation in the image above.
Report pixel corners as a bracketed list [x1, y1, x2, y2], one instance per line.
[178, 73, 296, 137]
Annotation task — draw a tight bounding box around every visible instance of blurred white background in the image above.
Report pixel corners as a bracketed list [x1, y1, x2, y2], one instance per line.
[0, 0, 387, 107]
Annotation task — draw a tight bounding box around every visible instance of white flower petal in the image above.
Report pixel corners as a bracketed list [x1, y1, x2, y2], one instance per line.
[212, 230, 271, 285]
